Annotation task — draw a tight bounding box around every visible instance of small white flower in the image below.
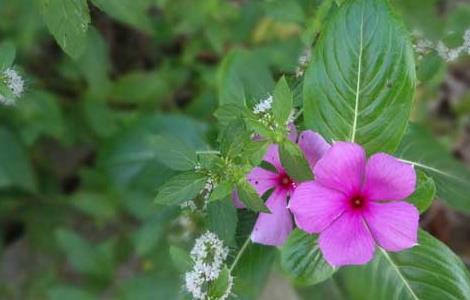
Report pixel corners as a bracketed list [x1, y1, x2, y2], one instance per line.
[180, 200, 198, 212]
[3, 68, 24, 97]
[190, 231, 229, 280]
[185, 270, 207, 300]
[184, 231, 230, 299]
[253, 95, 273, 114]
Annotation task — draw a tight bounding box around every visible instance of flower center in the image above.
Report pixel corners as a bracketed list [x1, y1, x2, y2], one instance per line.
[350, 195, 366, 209]
[278, 173, 294, 189]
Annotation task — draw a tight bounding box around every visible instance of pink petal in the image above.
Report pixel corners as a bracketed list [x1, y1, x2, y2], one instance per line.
[314, 142, 366, 195]
[363, 201, 419, 252]
[263, 144, 283, 172]
[362, 153, 416, 201]
[319, 211, 375, 267]
[289, 181, 347, 234]
[231, 190, 245, 209]
[251, 189, 292, 246]
[247, 167, 278, 196]
[298, 130, 330, 171]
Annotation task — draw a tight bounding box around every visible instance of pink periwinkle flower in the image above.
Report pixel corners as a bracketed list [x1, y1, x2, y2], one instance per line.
[289, 142, 419, 267]
[233, 130, 330, 246]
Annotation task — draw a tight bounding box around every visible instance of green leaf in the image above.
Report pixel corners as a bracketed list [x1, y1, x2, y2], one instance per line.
[232, 243, 277, 300]
[0, 41, 15, 69]
[55, 229, 114, 278]
[72, 192, 117, 221]
[243, 140, 270, 166]
[219, 119, 250, 158]
[417, 51, 444, 82]
[280, 229, 336, 286]
[151, 135, 197, 171]
[208, 181, 233, 202]
[237, 183, 269, 213]
[0, 127, 36, 191]
[169, 246, 192, 273]
[214, 104, 248, 129]
[272, 76, 293, 125]
[208, 266, 232, 299]
[279, 141, 313, 182]
[39, 0, 90, 59]
[48, 285, 97, 300]
[303, 0, 416, 154]
[406, 171, 435, 213]
[340, 230, 470, 300]
[218, 49, 274, 106]
[155, 172, 207, 205]
[396, 124, 470, 212]
[207, 197, 238, 246]
[76, 28, 111, 97]
[16, 90, 65, 145]
[89, 0, 153, 33]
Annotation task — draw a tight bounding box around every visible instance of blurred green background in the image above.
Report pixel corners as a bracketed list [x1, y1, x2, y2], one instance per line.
[0, 0, 469, 299]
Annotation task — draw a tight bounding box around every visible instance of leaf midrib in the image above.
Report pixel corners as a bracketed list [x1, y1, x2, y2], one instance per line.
[380, 248, 420, 300]
[350, 9, 365, 143]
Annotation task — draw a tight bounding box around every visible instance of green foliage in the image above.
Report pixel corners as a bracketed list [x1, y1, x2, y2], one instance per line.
[237, 183, 269, 213]
[89, 0, 154, 33]
[39, 0, 91, 59]
[396, 124, 470, 212]
[340, 230, 470, 300]
[272, 76, 293, 125]
[218, 49, 274, 106]
[281, 229, 336, 286]
[0, 41, 15, 69]
[152, 135, 197, 171]
[1, 0, 470, 298]
[406, 171, 436, 213]
[207, 197, 238, 246]
[279, 141, 313, 181]
[0, 127, 36, 191]
[155, 172, 207, 205]
[304, 0, 416, 154]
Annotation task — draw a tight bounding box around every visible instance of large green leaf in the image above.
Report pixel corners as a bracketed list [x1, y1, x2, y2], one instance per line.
[396, 124, 470, 212]
[39, 0, 90, 59]
[303, 0, 415, 154]
[280, 229, 336, 286]
[340, 230, 470, 300]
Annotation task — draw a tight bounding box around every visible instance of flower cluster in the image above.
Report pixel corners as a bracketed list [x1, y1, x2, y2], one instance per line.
[0, 68, 24, 106]
[253, 95, 273, 115]
[413, 29, 470, 62]
[184, 231, 232, 299]
[180, 177, 216, 212]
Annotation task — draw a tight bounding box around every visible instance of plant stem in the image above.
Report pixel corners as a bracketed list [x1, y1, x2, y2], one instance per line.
[293, 108, 304, 121]
[229, 237, 251, 273]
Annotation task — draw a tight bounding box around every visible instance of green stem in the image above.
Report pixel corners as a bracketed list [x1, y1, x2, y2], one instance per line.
[229, 237, 251, 273]
[293, 108, 304, 121]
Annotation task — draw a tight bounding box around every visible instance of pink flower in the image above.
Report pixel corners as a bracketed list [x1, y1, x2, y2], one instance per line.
[289, 142, 419, 267]
[233, 130, 330, 246]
